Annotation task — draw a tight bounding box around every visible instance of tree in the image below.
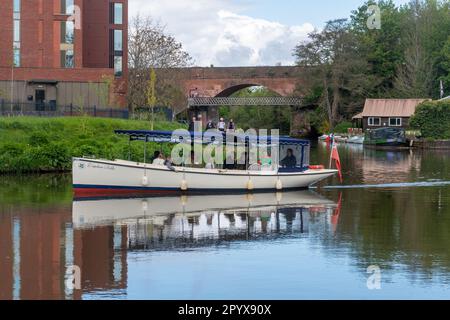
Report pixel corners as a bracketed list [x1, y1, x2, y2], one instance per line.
[393, 29, 433, 98]
[147, 68, 157, 130]
[440, 36, 450, 95]
[294, 19, 377, 128]
[393, 0, 448, 98]
[128, 15, 193, 110]
[350, 0, 405, 94]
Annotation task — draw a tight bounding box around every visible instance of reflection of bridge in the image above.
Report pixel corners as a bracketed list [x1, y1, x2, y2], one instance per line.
[188, 97, 304, 107]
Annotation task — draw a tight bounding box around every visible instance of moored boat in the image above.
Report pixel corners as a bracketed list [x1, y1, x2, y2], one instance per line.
[347, 135, 365, 144]
[73, 130, 337, 197]
[364, 127, 407, 147]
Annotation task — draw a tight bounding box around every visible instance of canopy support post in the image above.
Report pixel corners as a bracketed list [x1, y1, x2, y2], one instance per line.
[301, 145, 305, 171]
[128, 137, 131, 161]
[144, 136, 147, 164]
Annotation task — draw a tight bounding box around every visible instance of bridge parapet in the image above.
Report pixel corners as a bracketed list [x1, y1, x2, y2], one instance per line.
[188, 97, 304, 107]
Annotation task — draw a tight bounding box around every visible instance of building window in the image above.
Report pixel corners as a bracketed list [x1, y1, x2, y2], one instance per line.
[61, 50, 74, 68]
[114, 56, 123, 77]
[113, 3, 123, 25]
[13, 0, 21, 67]
[114, 30, 123, 51]
[61, 21, 74, 44]
[14, 0, 20, 13]
[110, 28, 123, 77]
[61, 0, 74, 14]
[13, 49, 21, 67]
[13, 20, 20, 42]
[368, 117, 381, 126]
[389, 118, 402, 126]
[60, 20, 74, 68]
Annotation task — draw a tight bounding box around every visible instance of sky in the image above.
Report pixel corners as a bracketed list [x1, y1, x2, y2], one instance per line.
[128, 0, 411, 67]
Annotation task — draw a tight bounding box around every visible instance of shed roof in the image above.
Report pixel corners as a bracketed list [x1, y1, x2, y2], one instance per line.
[360, 99, 427, 118]
[352, 112, 363, 120]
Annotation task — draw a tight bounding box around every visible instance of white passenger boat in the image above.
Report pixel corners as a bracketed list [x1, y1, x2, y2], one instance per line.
[73, 130, 337, 197]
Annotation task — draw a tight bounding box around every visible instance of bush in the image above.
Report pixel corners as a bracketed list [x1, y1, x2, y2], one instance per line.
[410, 100, 450, 139]
[0, 117, 184, 173]
[333, 121, 353, 134]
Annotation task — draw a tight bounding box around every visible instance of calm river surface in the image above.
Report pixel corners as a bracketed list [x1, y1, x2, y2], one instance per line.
[1, 143, 450, 300]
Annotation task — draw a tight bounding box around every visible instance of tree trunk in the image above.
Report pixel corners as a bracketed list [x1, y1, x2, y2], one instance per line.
[323, 77, 333, 128]
[330, 75, 341, 128]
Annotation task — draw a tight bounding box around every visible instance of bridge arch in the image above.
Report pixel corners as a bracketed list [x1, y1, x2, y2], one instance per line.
[215, 83, 283, 97]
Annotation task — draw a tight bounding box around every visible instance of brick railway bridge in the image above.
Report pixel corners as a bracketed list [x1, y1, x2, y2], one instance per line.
[155, 66, 313, 135]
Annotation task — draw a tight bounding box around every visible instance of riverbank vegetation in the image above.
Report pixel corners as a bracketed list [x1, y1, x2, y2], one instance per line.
[0, 117, 182, 174]
[410, 100, 450, 139]
[208, 1, 450, 135]
[294, 0, 450, 130]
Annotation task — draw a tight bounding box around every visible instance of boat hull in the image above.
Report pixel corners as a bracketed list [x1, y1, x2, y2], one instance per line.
[73, 158, 337, 198]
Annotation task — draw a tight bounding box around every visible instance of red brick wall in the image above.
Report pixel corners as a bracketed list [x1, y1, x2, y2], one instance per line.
[82, 0, 109, 68]
[0, 0, 128, 108]
[0, 0, 13, 68]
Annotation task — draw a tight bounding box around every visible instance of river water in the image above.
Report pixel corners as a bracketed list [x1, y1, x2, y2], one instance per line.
[1, 143, 450, 300]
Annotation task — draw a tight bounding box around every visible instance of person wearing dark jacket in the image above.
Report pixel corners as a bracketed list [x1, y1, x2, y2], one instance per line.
[281, 149, 297, 168]
[206, 119, 216, 130]
[188, 116, 197, 132]
[228, 119, 236, 132]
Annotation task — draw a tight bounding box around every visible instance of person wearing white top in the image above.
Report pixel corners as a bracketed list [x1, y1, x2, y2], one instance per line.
[152, 152, 166, 166]
[218, 118, 226, 132]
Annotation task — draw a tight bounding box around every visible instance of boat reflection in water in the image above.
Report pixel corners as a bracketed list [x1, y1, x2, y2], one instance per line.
[73, 191, 337, 251]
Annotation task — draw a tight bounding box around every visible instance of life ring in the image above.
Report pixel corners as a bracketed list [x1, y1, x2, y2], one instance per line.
[309, 165, 325, 170]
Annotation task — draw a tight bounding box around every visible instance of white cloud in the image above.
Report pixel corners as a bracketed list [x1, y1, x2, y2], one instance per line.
[129, 0, 314, 67]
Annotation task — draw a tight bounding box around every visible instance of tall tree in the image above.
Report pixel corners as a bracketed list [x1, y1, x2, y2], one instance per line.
[440, 36, 450, 96]
[393, 0, 449, 98]
[128, 15, 193, 110]
[147, 68, 157, 130]
[294, 19, 377, 127]
[350, 0, 405, 94]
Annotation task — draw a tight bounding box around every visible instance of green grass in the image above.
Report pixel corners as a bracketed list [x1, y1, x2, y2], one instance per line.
[0, 116, 184, 174]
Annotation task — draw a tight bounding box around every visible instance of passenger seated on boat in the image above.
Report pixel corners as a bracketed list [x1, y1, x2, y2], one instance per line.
[281, 149, 297, 168]
[151, 151, 161, 163]
[164, 157, 176, 171]
[152, 152, 166, 166]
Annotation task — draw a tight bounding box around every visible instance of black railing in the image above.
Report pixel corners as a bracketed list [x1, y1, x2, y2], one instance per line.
[0, 100, 129, 119]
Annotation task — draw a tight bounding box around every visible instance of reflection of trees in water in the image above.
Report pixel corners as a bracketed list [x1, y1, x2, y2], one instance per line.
[125, 206, 332, 251]
[321, 187, 450, 282]
[315, 142, 450, 185]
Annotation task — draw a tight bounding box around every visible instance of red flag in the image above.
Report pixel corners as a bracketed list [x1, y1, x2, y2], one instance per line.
[331, 144, 343, 183]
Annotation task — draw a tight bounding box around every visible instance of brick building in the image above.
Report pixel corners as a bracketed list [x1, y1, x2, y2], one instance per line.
[0, 0, 128, 109]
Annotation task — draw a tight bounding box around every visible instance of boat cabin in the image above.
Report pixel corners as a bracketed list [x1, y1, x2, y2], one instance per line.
[115, 130, 311, 172]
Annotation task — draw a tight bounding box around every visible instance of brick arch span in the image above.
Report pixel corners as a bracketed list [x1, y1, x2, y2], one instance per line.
[214, 83, 283, 97]
[183, 77, 299, 98]
[156, 66, 308, 105]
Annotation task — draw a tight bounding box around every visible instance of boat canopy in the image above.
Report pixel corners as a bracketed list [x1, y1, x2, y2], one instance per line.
[115, 130, 310, 147]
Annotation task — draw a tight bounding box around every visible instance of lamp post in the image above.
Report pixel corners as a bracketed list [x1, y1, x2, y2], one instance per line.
[10, 59, 14, 113]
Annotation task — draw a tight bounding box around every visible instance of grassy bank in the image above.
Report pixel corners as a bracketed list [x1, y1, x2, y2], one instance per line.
[0, 117, 183, 174]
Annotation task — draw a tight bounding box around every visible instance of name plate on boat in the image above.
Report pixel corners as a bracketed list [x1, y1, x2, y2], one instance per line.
[83, 163, 116, 171]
